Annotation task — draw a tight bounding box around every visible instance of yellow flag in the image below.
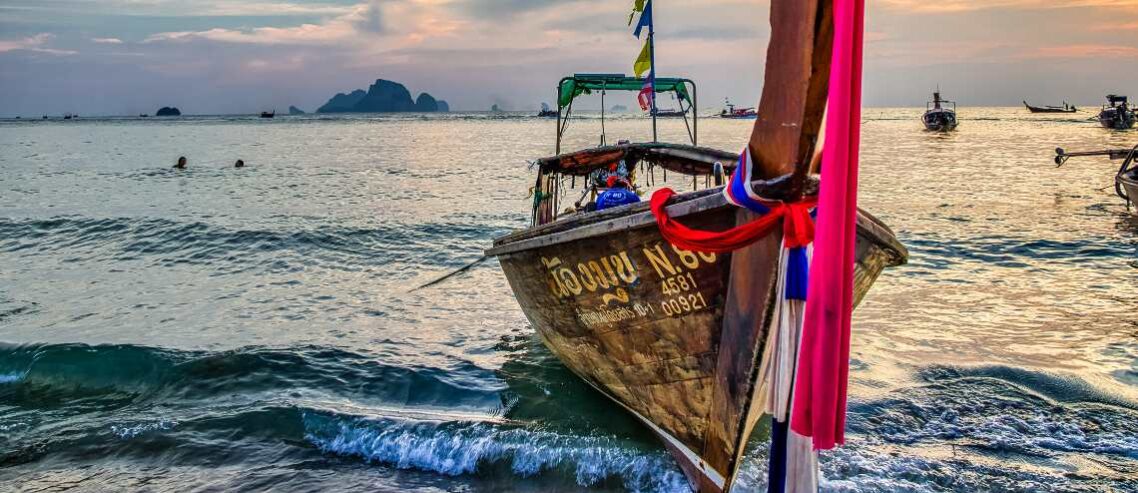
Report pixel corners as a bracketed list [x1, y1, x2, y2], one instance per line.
[633, 39, 651, 78]
[628, 0, 646, 25]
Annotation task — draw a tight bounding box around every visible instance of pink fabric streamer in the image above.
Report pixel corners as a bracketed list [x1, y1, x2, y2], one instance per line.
[789, 0, 865, 450]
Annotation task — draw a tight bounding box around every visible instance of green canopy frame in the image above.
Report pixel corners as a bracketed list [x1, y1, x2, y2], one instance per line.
[555, 73, 697, 154]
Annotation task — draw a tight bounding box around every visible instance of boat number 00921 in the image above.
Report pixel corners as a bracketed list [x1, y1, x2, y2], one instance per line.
[661, 292, 708, 317]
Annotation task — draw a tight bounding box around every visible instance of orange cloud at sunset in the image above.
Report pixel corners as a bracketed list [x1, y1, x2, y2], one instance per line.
[878, 0, 1138, 13]
[1028, 44, 1138, 58]
[6, 0, 1138, 114]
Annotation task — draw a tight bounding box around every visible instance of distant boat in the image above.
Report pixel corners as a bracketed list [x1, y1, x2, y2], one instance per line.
[63, 113, 73, 120]
[537, 102, 557, 117]
[139, 114, 149, 118]
[1024, 100, 1076, 113]
[922, 90, 957, 131]
[719, 98, 757, 119]
[1098, 95, 1135, 130]
[42, 115, 48, 120]
[651, 107, 687, 118]
[260, 110, 275, 118]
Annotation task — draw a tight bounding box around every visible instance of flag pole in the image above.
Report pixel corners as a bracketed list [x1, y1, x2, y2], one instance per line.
[648, 5, 657, 143]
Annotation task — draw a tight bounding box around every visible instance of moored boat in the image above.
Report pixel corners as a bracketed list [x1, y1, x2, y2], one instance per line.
[922, 90, 957, 131]
[260, 110, 275, 118]
[1122, 167, 1138, 210]
[485, 1, 907, 490]
[719, 98, 757, 119]
[1024, 100, 1076, 113]
[1055, 146, 1138, 213]
[652, 107, 687, 118]
[537, 102, 558, 117]
[1098, 95, 1135, 129]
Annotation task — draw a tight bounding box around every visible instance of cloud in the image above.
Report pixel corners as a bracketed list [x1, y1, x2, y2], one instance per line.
[877, 0, 1138, 13]
[1, 0, 360, 17]
[0, 33, 76, 55]
[143, 2, 389, 45]
[455, 0, 567, 19]
[354, 0, 385, 33]
[1027, 43, 1138, 58]
[92, 37, 124, 44]
[198, 1, 360, 16]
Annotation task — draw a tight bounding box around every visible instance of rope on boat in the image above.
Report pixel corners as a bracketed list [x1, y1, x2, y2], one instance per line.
[409, 255, 490, 292]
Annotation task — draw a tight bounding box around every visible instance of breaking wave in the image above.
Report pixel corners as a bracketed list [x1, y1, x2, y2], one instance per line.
[302, 411, 689, 492]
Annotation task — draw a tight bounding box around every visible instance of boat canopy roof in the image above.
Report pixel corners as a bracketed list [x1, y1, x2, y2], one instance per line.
[534, 142, 737, 177]
[558, 74, 692, 108]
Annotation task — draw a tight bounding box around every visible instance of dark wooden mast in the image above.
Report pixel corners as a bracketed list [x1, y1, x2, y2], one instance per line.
[749, 0, 834, 184]
[702, 1, 836, 489]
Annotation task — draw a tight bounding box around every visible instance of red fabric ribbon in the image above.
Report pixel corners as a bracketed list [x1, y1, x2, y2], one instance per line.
[649, 188, 816, 253]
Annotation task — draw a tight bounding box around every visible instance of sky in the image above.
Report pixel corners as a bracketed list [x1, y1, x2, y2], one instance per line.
[3, 0, 1138, 116]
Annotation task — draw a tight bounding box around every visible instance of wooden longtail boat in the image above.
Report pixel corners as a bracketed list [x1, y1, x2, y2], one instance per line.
[720, 99, 758, 119]
[1024, 100, 1076, 113]
[653, 108, 688, 118]
[1055, 146, 1138, 213]
[922, 91, 957, 131]
[1098, 95, 1136, 130]
[487, 2, 907, 491]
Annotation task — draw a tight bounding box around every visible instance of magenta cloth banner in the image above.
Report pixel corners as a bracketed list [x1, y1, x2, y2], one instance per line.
[790, 0, 865, 450]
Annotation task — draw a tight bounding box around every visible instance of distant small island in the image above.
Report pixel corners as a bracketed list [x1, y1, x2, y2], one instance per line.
[289, 106, 305, 115]
[155, 106, 181, 117]
[317, 79, 448, 113]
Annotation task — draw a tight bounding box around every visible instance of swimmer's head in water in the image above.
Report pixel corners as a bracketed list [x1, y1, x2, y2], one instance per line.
[175, 156, 187, 168]
[235, 159, 245, 168]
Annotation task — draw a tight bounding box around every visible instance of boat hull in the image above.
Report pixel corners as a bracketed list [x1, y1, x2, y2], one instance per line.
[1119, 170, 1138, 214]
[1024, 101, 1076, 114]
[1099, 108, 1136, 129]
[922, 109, 957, 131]
[489, 191, 906, 492]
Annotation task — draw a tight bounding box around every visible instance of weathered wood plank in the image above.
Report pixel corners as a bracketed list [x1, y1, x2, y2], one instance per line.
[749, 0, 824, 180]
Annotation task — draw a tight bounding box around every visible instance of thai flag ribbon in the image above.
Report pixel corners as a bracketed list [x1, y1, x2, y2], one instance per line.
[723, 147, 813, 300]
[637, 77, 654, 111]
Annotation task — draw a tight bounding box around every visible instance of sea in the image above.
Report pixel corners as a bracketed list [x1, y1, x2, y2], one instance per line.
[1, 109, 1136, 492]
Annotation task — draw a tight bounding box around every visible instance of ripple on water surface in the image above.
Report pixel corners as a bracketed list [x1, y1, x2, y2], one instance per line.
[1, 110, 1137, 491]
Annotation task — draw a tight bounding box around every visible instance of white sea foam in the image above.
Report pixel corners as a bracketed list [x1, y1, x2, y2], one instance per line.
[0, 372, 26, 384]
[111, 419, 176, 439]
[302, 412, 690, 492]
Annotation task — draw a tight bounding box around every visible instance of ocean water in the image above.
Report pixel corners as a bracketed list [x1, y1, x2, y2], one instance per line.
[1, 109, 1136, 492]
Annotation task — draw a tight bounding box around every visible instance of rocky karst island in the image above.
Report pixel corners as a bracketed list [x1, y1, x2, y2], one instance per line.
[155, 106, 181, 116]
[317, 79, 449, 113]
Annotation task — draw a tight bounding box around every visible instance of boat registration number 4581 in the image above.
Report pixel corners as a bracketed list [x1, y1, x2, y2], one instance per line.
[660, 272, 709, 317]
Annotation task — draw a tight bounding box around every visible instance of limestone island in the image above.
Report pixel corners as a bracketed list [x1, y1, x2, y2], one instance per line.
[155, 106, 181, 117]
[288, 106, 305, 115]
[317, 79, 449, 113]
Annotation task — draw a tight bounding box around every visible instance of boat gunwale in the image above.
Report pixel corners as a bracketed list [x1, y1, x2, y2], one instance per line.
[486, 177, 907, 265]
